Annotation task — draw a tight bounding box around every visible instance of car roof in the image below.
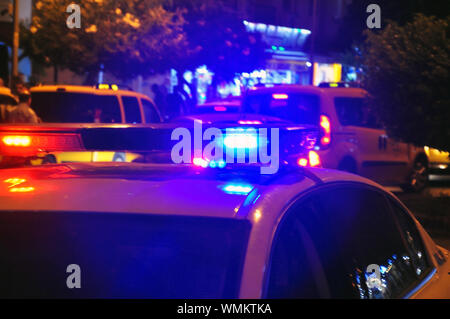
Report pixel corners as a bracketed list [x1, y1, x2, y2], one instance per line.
[0, 163, 384, 220]
[198, 98, 241, 107]
[171, 113, 290, 124]
[246, 85, 367, 97]
[30, 85, 153, 100]
[0, 87, 14, 97]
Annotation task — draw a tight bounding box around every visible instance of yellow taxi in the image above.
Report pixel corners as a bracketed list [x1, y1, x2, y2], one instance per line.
[28, 84, 162, 164]
[425, 146, 450, 175]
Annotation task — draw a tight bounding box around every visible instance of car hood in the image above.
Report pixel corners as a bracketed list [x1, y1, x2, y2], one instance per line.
[0, 163, 266, 218]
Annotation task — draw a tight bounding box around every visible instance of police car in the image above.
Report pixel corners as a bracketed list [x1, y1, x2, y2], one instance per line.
[241, 85, 429, 192]
[0, 124, 448, 298]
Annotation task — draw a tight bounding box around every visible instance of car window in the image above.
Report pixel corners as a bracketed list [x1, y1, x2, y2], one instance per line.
[31, 92, 121, 123]
[122, 96, 141, 123]
[266, 185, 430, 299]
[243, 93, 320, 125]
[387, 198, 431, 278]
[141, 99, 161, 123]
[334, 97, 381, 128]
[0, 212, 251, 298]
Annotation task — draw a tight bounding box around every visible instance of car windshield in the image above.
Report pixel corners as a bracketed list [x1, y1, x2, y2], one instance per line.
[243, 93, 320, 125]
[31, 92, 122, 123]
[0, 211, 251, 298]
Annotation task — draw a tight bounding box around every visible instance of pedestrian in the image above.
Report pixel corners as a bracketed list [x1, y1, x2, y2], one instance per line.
[7, 87, 40, 123]
[151, 84, 168, 119]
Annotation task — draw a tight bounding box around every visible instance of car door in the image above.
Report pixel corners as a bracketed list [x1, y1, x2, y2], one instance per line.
[386, 197, 449, 298]
[265, 183, 434, 298]
[121, 96, 142, 124]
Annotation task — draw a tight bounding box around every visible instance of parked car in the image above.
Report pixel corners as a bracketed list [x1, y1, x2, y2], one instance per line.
[242, 85, 429, 191]
[23, 84, 163, 164]
[425, 146, 450, 176]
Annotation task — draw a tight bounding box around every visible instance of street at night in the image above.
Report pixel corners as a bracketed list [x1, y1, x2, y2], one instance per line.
[0, 0, 449, 307]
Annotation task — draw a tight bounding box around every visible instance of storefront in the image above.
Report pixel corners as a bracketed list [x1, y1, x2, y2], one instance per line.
[174, 21, 344, 104]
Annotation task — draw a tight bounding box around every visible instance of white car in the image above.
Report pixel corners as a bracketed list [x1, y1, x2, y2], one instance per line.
[243, 85, 429, 191]
[30, 85, 162, 124]
[0, 125, 448, 298]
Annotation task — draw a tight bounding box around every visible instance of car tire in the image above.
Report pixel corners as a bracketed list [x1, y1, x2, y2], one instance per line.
[402, 158, 428, 193]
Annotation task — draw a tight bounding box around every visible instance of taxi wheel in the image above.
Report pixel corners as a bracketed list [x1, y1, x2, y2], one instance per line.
[403, 159, 428, 193]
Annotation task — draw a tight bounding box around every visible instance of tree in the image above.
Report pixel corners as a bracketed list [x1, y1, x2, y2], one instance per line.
[362, 14, 450, 150]
[165, 0, 267, 86]
[24, 0, 187, 82]
[336, 0, 450, 53]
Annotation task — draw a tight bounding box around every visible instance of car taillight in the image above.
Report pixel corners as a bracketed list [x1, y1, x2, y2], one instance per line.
[2, 136, 31, 147]
[0, 133, 84, 157]
[297, 151, 321, 167]
[319, 115, 331, 148]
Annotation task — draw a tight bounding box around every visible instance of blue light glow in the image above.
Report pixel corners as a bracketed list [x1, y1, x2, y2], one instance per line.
[208, 160, 226, 169]
[222, 184, 253, 195]
[223, 129, 258, 149]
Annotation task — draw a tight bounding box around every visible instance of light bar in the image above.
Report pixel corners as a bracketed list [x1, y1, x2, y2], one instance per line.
[297, 151, 321, 167]
[238, 120, 262, 125]
[193, 157, 209, 168]
[222, 183, 253, 195]
[272, 93, 288, 100]
[2, 136, 31, 147]
[319, 115, 331, 147]
[223, 132, 258, 149]
[0, 133, 84, 156]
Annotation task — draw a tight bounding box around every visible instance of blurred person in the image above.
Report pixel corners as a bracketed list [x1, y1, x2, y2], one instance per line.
[11, 74, 25, 97]
[151, 84, 168, 119]
[7, 88, 40, 123]
[166, 84, 188, 120]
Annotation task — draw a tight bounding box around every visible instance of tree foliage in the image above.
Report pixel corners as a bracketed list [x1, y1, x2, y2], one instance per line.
[165, 0, 267, 82]
[337, 0, 450, 52]
[24, 0, 266, 84]
[25, 0, 186, 80]
[363, 14, 450, 150]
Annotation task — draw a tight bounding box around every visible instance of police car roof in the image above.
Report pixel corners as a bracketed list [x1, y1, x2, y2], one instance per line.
[0, 162, 383, 220]
[171, 113, 289, 124]
[29, 85, 151, 99]
[247, 84, 367, 96]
